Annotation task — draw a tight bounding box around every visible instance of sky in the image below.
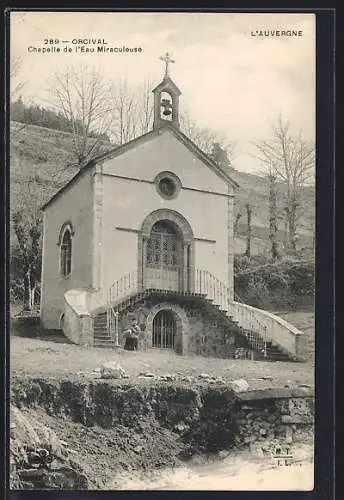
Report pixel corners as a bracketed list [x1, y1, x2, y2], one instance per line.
[10, 11, 315, 174]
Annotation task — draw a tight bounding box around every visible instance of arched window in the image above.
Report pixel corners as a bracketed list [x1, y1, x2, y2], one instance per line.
[146, 221, 179, 268]
[60, 228, 72, 277]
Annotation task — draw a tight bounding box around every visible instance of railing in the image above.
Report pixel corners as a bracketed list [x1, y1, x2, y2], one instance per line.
[107, 306, 120, 346]
[229, 301, 305, 356]
[108, 269, 139, 306]
[195, 269, 229, 312]
[86, 265, 303, 357]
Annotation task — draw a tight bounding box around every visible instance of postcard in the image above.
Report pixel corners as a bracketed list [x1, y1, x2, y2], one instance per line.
[9, 10, 319, 492]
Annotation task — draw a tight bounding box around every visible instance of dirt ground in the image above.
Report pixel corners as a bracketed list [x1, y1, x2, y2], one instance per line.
[10, 310, 314, 391]
[11, 405, 183, 489]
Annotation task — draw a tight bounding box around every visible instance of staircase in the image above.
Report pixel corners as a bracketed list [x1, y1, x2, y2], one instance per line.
[93, 312, 114, 348]
[91, 279, 301, 361]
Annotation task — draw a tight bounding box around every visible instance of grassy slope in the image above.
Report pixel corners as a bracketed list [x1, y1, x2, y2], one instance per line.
[10, 121, 315, 251]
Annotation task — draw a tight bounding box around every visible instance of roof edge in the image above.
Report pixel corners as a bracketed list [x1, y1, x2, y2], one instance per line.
[42, 124, 239, 210]
[167, 126, 240, 188]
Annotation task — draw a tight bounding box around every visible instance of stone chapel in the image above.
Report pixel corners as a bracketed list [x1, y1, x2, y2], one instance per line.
[40, 54, 306, 361]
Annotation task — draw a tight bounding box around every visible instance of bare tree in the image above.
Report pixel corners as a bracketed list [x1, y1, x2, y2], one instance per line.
[252, 115, 315, 251]
[245, 203, 252, 258]
[110, 77, 154, 144]
[47, 64, 114, 166]
[234, 212, 242, 238]
[136, 78, 154, 135]
[268, 172, 280, 261]
[10, 57, 29, 138]
[11, 170, 48, 310]
[180, 111, 234, 159]
[10, 57, 25, 102]
[110, 78, 138, 145]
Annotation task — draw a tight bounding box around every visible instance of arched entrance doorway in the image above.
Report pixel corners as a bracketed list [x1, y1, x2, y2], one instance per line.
[152, 309, 176, 348]
[139, 209, 195, 293]
[146, 220, 181, 291]
[145, 303, 189, 354]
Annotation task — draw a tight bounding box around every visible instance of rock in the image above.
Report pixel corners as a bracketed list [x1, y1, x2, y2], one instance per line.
[199, 373, 211, 379]
[138, 372, 155, 378]
[230, 379, 250, 392]
[281, 415, 313, 424]
[100, 362, 126, 379]
[214, 377, 226, 384]
[218, 450, 230, 460]
[174, 422, 189, 433]
[160, 374, 175, 381]
[260, 428, 268, 436]
[260, 421, 270, 429]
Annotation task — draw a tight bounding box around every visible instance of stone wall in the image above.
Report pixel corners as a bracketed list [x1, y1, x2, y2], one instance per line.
[11, 377, 314, 458]
[63, 290, 93, 347]
[233, 391, 314, 451]
[114, 295, 243, 357]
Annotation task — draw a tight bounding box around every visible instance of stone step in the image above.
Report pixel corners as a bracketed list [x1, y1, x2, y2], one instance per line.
[94, 339, 114, 347]
[93, 333, 112, 339]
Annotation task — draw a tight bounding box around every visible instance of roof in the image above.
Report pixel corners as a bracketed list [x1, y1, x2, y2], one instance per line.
[152, 75, 181, 96]
[42, 125, 239, 210]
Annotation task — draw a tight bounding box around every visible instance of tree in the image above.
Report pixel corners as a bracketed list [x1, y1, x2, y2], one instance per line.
[110, 77, 154, 144]
[110, 78, 138, 145]
[268, 172, 280, 261]
[12, 211, 42, 310]
[180, 112, 234, 160]
[10, 57, 25, 102]
[209, 142, 232, 175]
[11, 173, 44, 310]
[47, 64, 114, 166]
[234, 212, 242, 238]
[136, 78, 154, 136]
[245, 203, 252, 258]
[252, 115, 315, 251]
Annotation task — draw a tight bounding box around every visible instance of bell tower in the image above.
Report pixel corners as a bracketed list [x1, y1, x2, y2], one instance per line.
[153, 52, 181, 130]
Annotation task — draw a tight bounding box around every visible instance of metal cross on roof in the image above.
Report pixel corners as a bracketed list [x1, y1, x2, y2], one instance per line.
[159, 52, 175, 77]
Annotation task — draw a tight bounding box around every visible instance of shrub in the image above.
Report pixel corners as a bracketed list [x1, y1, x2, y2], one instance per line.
[234, 255, 315, 310]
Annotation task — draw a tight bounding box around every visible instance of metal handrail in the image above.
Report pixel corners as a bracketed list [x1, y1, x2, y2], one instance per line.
[107, 269, 139, 307]
[101, 266, 269, 353]
[195, 269, 268, 354]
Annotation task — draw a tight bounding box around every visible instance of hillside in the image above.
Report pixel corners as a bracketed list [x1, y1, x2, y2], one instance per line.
[10, 122, 315, 253]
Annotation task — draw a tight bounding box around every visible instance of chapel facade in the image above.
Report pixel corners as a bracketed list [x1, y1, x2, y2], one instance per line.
[40, 55, 305, 361]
